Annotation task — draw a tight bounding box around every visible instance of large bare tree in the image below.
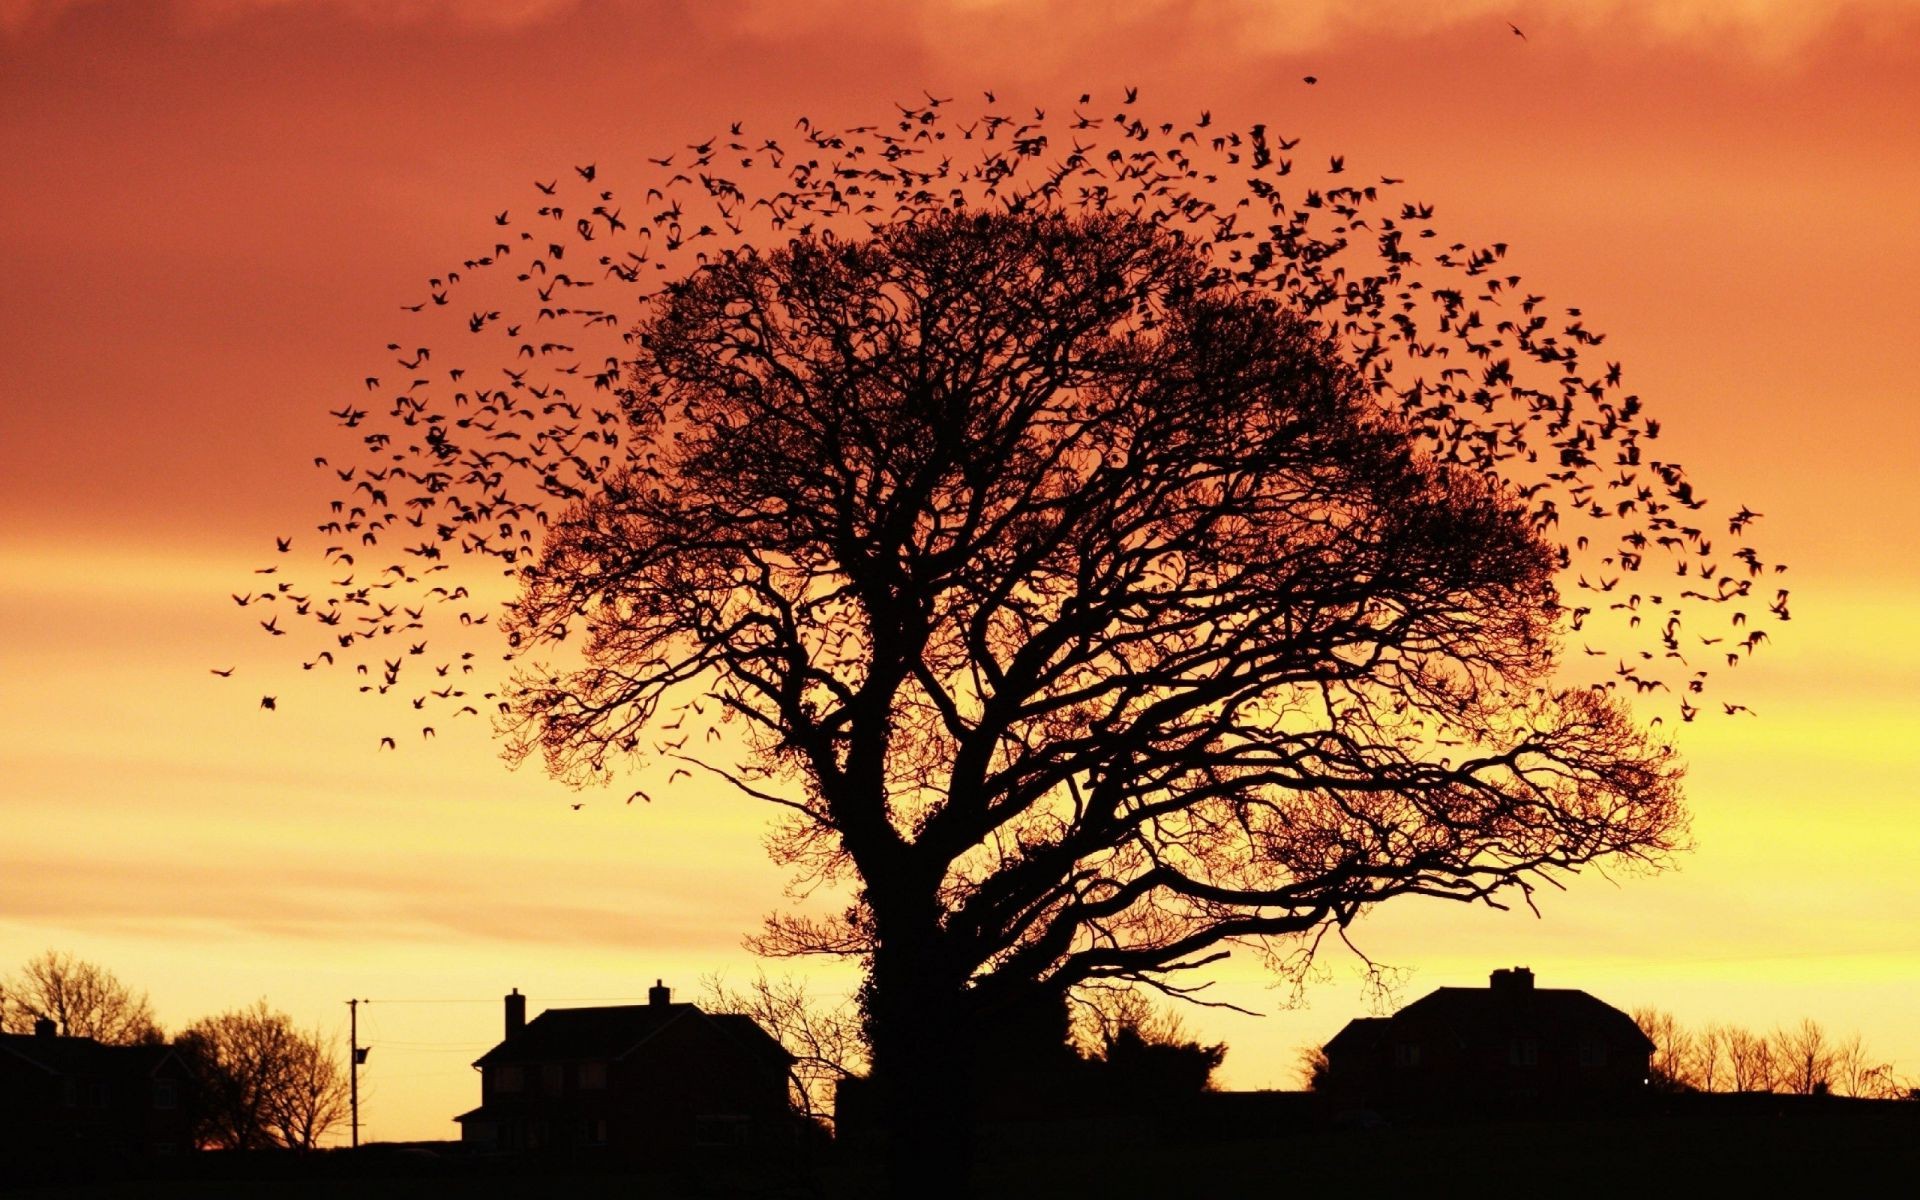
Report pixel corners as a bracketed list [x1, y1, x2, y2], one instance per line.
[261, 92, 1784, 1190]
[502, 207, 1681, 1181]
[0, 951, 161, 1045]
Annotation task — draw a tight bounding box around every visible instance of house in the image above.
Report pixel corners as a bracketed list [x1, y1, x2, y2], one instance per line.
[1321, 966, 1653, 1116]
[0, 1018, 195, 1163]
[454, 981, 795, 1158]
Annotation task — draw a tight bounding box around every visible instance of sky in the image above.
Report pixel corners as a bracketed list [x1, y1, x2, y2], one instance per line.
[3, 0, 1918, 1143]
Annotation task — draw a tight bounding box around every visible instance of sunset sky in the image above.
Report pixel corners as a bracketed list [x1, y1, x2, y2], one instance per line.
[3, 0, 1917, 1143]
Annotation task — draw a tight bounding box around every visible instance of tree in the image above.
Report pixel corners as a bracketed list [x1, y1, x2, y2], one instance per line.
[499, 206, 1683, 1184]
[1296, 1044, 1332, 1092]
[177, 1001, 348, 1151]
[0, 950, 162, 1045]
[1073, 988, 1225, 1097]
[1634, 1007, 1699, 1092]
[1722, 1025, 1774, 1092]
[275, 95, 1782, 1191]
[1773, 1018, 1835, 1096]
[701, 971, 866, 1126]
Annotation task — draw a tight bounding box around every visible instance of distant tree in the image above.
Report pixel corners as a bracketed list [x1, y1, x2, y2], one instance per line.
[701, 971, 865, 1126]
[1634, 1007, 1699, 1092]
[177, 1001, 347, 1150]
[1773, 1018, 1835, 1096]
[1072, 987, 1226, 1095]
[1295, 1044, 1332, 1092]
[1724, 1026, 1773, 1092]
[1696, 1022, 1728, 1094]
[0, 950, 162, 1045]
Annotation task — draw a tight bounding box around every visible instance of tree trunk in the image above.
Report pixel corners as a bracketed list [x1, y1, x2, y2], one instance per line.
[867, 932, 976, 1198]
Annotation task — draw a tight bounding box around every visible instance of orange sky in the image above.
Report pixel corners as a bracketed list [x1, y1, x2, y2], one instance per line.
[3, 0, 1918, 1143]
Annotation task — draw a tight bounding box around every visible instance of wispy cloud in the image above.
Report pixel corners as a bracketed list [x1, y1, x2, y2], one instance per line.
[7, 0, 1914, 60]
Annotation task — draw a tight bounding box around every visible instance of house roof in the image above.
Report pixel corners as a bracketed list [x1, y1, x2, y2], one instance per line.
[1322, 1017, 1392, 1058]
[1325, 985, 1652, 1055]
[473, 1003, 791, 1070]
[0, 1032, 179, 1078]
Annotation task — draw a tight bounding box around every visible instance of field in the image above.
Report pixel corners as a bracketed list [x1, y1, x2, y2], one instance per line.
[12, 1097, 1915, 1198]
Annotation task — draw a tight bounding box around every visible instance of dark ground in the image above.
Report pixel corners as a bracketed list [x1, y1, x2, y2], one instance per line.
[9, 1096, 1916, 1197]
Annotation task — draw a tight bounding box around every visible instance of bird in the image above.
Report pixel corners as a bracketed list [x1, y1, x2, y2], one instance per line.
[211, 667, 235, 677]
[1508, 21, 1527, 40]
[260, 696, 276, 711]
[379, 736, 396, 750]
[1302, 75, 1318, 85]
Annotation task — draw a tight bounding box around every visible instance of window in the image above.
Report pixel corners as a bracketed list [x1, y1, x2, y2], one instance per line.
[1393, 1043, 1423, 1068]
[541, 1063, 564, 1095]
[694, 1115, 749, 1148]
[1579, 1041, 1608, 1067]
[494, 1066, 524, 1093]
[578, 1061, 607, 1090]
[153, 1080, 178, 1110]
[583, 1117, 608, 1146]
[1509, 1038, 1539, 1067]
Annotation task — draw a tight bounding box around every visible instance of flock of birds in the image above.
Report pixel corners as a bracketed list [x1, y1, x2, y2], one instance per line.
[217, 47, 1782, 784]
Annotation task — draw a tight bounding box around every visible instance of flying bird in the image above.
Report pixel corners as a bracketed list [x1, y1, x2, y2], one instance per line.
[1508, 21, 1527, 40]
[260, 696, 276, 711]
[210, 667, 235, 677]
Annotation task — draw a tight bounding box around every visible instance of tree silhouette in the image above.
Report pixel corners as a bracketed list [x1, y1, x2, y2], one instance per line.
[176, 1001, 348, 1151]
[263, 91, 1784, 1189]
[498, 206, 1681, 1182]
[0, 950, 162, 1045]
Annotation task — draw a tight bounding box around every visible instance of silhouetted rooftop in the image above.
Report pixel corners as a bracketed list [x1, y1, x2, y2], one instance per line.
[0, 1031, 177, 1077]
[473, 1003, 790, 1068]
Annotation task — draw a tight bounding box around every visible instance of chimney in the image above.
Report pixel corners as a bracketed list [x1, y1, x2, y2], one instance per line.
[649, 979, 671, 1007]
[33, 1017, 56, 1039]
[505, 988, 526, 1039]
[1489, 966, 1535, 992]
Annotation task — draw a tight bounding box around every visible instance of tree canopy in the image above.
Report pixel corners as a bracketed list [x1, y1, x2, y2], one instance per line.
[508, 207, 1681, 1003]
[0, 950, 161, 1045]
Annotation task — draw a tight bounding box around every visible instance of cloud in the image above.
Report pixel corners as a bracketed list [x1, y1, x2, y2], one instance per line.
[7, 0, 1913, 57]
[0, 0, 586, 35]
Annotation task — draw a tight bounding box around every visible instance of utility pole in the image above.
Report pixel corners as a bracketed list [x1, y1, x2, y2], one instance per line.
[347, 998, 369, 1148]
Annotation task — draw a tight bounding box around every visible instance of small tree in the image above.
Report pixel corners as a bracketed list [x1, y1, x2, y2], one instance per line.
[1725, 1026, 1774, 1093]
[701, 971, 865, 1126]
[178, 1001, 348, 1151]
[1773, 1018, 1834, 1096]
[1634, 1007, 1699, 1093]
[1296, 1044, 1332, 1092]
[1072, 987, 1226, 1095]
[0, 951, 162, 1045]
[1696, 1022, 1728, 1093]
